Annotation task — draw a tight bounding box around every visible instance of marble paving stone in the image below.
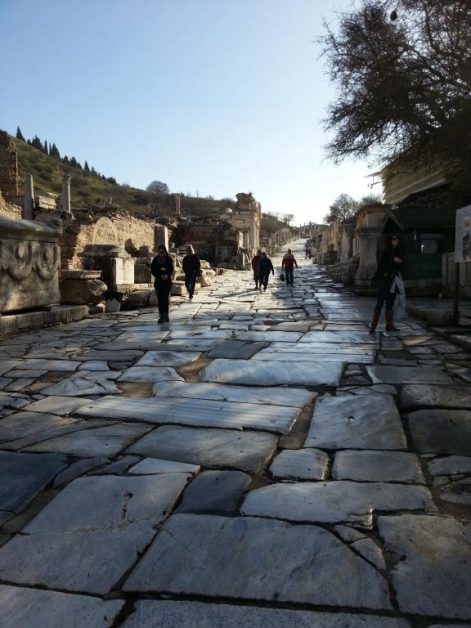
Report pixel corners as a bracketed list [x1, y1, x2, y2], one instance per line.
[93, 455, 141, 475]
[0, 474, 190, 594]
[12, 358, 81, 372]
[5, 379, 34, 392]
[250, 341, 375, 354]
[22, 395, 92, 415]
[78, 395, 299, 434]
[78, 349, 144, 361]
[115, 331, 170, 342]
[400, 384, 471, 410]
[269, 448, 329, 480]
[305, 394, 406, 450]
[366, 366, 452, 385]
[0, 450, 66, 514]
[121, 600, 410, 628]
[426, 455, 471, 476]
[241, 481, 435, 526]
[0, 361, 23, 376]
[333, 451, 425, 483]
[78, 361, 110, 371]
[207, 339, 269, 359]
[176, 470, 251, 514]
[77, 370, 122, 381]
[40, 377, 120, 397]
[407, 410, 471, 455]
[251, 351, 373, 364]
[118, 366, 184, 383]
[53, 457, 109, 487]
[300, 331, 378, 344]
[135, 350, 201, 367]
[127, 425, 277, 473]
[334, 525, 386, 570]
[201, 359, 343, 387]
[152, 381, 314, 407]
[4, 369, 48, 378]
[437, 477, 471, 506]
[167, 329, 231, 339]
[232, 331, 303, 342]
[129, 457, 200, 475]
[0, 393, 35, 411]
[124, 514, 392, 609]
[378, 514, 471, 619]
[0, 585, 124, 628]
[25, 423, 152, 457]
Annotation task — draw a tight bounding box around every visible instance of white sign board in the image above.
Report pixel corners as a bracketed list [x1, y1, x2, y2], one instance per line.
[455, 205, 471, 263]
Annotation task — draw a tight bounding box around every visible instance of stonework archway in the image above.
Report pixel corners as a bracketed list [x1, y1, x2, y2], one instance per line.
[92, 217, 118, 245]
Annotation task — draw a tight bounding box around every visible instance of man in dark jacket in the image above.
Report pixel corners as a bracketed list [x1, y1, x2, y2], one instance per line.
[151, 245, 174, 323]
[259, 251, 274, 292]
[182, 245, 201, 300]
[251, 248, 262, 290]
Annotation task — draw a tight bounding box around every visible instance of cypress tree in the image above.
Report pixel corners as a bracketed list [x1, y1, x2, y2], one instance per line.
[16, 126, 25, 141]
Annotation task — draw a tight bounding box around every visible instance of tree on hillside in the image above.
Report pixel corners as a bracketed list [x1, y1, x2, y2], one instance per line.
[323, 193, 359, 224]
[146, 180, 170, 195]
[84, 161, 90, 173]
[281, 213, 295, 226]
[44, 140, 48, 154]
[321, 0, 471, 181]
[31, 135, 44, 151]
[16, 126, 25, 141]
[50, 143, 60, 159]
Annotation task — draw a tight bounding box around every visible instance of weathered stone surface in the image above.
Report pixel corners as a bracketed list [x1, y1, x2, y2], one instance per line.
[152, 380, 314, 407]
[401, 384, 471, 410]
[11, 358, 80, 372]
[0, 411, 87, 446]
[0, 451, 66, 514]
[378, 514, 471, 619]
[77, 395, 299, 433]
[269, 448, 329, 480]
[118, 366, 184, 383]
[127, 425, 277, 473]
[122, 600, 409, 628]
[40, 377, 120, 397]
[0, 585, 124, 628]
[207, 339, 269, 359]
[53, 457, 109, 487]
[407, 410, 471, 455]
[241, 481, 435, 526]
[233, 331, 303, 343]
[333, 451, 425, 483]
[60, 277, 107, 305]
[124, 514, 391, 609]
[25, 423, 152, 457]
[176, 470, 251, 514]
[135, 350, 200, 367]
[426, 455, 471, 476]
[129, 457, 200, 475]
[300, 331, 377, 344]
[0, 474, 190, 594]
[201, 359, 343, 387]
[366, 366, 452, 385]
[305, 394, 406, 450]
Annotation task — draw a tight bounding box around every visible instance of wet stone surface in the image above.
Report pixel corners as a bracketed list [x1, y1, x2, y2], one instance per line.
[0, 241, 469, 625]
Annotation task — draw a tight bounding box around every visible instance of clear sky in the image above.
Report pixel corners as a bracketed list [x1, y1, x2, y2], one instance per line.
[0, 0, 379, 225]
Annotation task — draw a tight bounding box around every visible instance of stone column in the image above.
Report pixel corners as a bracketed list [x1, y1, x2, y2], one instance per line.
[174, 193, 181, 216]
[23, 173, 34, 220]
[61, 175, 71, 214]
[155, 225, 169, 250]
[355, 227, 382, 292]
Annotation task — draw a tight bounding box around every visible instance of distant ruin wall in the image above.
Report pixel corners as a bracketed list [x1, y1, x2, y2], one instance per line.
[0, 131, 18, 197]
[0, 191, 22, 219]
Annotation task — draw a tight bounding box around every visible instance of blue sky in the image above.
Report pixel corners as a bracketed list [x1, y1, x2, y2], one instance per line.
[0, 0, 379, 224]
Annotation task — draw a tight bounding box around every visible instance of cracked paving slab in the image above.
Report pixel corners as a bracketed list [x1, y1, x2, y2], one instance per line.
[124, 513, 392, 610]
[0, 473, 190, 594]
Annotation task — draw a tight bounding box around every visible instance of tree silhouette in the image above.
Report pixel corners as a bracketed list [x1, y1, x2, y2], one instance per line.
[146, 180, 170, 195]
[16, 126, 25, 141]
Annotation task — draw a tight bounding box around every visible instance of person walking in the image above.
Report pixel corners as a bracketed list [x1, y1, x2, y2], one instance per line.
[182, 244, 200, 301]
[251, 249, 262, 290]
[151, 245, 174, 324]
[282, 248, 298, 286]
[259, 251, 274, 291]
[369, 234, 403, 333]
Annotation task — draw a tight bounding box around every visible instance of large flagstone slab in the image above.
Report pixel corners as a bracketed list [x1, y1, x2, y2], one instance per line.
[407, 410, 471, 455]
[233, 341, 376, 354]
[300, 331, 378, 344]
[40, 377, 120, 397]
[201, 359, 343, 387]
[25, 423, 152, 457]
[400, 384, 471, 410]
[121, 601, 409, 628]
[241, 481, 435, 526]
[152, 381, 314, 407]
[135, 350, 200, 367]
[124, 514, 391, 609]
[305, 394, 406, 450]
[0, 474, 189, 594]
[77, 349, 144, 361]
[426, 455, 471, 476]
[0, 585, 124, 628]
[77, 395, 299, 433]
[333, 451, 425, 483]
[127, 425, 277, 472]
[9, 358, 81, 372]
[207, 339, 269, 359]
[232, 331, 303, 342]
[129, 457, 200, 475]
[176, 470, 251, 514]
[118, 366, 184, 383]
[0, 451, 66, 515]
[367, 366, 452, 385]
[269, 448, 329, 480]
[251, 351, 373, 363]
[378, 514, 471, 619]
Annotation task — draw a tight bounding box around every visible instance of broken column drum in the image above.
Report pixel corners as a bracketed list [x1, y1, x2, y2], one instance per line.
[0, 214, 61, 313]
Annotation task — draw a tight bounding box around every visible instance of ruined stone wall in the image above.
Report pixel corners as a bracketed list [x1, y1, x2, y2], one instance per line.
[61, 210, 158, 269]
[0, 191, 22, 219]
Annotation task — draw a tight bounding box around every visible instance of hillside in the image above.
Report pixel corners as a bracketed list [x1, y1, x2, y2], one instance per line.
[12, 133, 289, 236]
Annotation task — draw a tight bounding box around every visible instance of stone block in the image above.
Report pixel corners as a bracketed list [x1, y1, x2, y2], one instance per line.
[60, 277, 107, 305]
[123, 290, 151, 309]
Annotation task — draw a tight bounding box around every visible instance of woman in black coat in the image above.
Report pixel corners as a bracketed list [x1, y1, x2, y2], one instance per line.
[182, 244, 201, 300]
[151, 245, 174, 323]
[369, 234, 402, 333]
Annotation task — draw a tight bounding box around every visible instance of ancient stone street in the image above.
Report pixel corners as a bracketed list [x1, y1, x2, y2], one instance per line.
[0, 240, 470, 627]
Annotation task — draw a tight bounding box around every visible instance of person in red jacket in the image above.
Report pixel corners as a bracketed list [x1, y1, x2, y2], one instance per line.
[282, 249, 298, 286]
